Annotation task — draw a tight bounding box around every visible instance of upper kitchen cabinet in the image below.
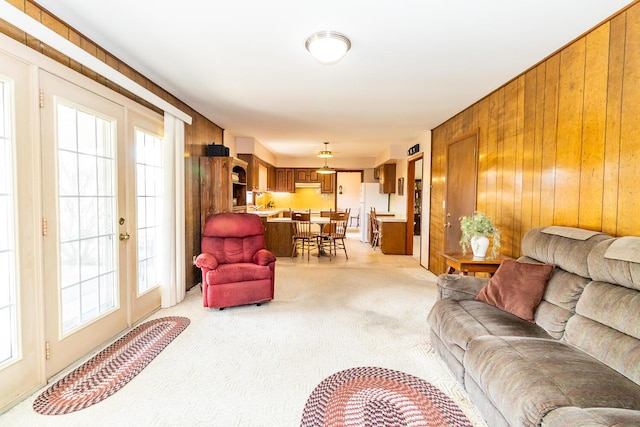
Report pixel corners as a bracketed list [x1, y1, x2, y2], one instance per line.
[378, 163, 396, 194]
[320, 173, 335, 194]
[238, 154, 270, 192]
[276, 168, 295, 192]
[267, 165, 276, 192]
[295, 168, 320, 183]
[200, 157, 248, 226]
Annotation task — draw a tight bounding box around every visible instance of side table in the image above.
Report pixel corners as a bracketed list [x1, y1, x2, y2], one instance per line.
[439, 252, 508, 277]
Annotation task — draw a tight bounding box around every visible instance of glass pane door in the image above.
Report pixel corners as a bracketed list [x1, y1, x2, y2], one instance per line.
[0, 51, 42, 410]
[57, 104, 118, 334]
[0, 78, 17, 367]
[135, 128, 163, 295]
[40, 71, 128, 377]
[127, 112, 162, 323]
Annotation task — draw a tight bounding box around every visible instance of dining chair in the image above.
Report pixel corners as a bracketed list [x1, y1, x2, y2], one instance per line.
[370, 208, 380, 250]
[348, 208, 360, 228]
[320, 208, 350, 260]
[291, 210, 319, 260]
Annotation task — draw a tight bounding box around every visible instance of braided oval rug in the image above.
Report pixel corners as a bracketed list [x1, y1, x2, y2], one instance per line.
[300, 366, 473, 427]
[33, 316, 190, 415]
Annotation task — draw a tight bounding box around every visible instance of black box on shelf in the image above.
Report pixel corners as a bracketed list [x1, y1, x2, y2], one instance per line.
[206, 143, 229, 157]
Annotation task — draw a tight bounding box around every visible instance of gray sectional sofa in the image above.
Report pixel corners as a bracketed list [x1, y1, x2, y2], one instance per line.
[428, 226, 640, 426]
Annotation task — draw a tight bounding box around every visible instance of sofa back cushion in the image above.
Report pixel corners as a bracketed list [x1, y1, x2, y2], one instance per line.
[520, 227, 612, 339]
[564, 238, 640, 386]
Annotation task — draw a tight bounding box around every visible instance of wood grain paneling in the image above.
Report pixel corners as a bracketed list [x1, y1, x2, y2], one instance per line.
[618, 4, 640, 236]
[430, 2, 640, 273]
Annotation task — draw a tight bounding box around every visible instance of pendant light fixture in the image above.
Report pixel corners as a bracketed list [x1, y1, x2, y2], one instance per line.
[317, 142, 333, 158]
[316, 158, 336, 175]
[316, 142, 336, 174]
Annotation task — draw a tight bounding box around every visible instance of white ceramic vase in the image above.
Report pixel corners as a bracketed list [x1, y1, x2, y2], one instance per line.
[471, 235, 490, 258]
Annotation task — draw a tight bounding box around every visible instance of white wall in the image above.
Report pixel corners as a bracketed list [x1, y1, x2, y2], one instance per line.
[236, 136, 277, 165]
[224, 129, 238, 157]
[336, 172, 361, 218]
[389, 158, 407, 218]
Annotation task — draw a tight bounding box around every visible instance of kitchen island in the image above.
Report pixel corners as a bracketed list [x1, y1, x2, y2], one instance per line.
[376, 217, 408, 255]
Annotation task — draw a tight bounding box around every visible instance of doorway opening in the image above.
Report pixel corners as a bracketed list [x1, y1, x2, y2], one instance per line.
[406, 155, 424, 262]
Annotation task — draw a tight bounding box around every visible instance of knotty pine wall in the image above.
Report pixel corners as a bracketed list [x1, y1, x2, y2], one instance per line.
[430, 2, 640, 274]
[1, 0, 223, 288]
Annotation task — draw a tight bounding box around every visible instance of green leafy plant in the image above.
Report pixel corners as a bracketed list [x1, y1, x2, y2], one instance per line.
[459, 211, 501, 257]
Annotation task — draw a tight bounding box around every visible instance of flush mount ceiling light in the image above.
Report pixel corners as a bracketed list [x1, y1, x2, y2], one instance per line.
[305, 31, 351, 64]
[317, 141, 333, 158]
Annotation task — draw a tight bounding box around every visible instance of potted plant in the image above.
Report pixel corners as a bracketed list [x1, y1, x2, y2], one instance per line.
[459, 211, 501, 258]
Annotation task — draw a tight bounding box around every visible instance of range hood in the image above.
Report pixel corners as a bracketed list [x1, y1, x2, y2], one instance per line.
[294, 182, 322, 188]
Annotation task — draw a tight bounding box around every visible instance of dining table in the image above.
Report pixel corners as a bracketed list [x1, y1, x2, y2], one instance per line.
[265, 215, 331, 256]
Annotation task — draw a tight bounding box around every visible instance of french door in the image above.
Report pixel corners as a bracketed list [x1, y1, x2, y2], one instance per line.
[0, 46, 165, 410]
[0, 52, 42, 409]
[40, 71, 129, 376]
[40, 72, 162, 377]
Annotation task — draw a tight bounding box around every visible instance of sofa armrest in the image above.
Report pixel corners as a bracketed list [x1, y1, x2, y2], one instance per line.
[436, 274, 488, 301]
[195, 253, 219, 270]
[254, 249, 276, 266]
[542, 406, 640, 427]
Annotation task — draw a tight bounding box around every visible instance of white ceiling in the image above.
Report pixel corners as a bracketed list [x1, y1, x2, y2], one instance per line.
[34, 0, 634, 164]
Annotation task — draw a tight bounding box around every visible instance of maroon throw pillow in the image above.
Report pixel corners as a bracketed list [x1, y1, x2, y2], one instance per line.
[475, 258, 554, 322]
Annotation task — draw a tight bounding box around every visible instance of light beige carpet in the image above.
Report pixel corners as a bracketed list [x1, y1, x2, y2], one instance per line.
[1, 264, 487, 426]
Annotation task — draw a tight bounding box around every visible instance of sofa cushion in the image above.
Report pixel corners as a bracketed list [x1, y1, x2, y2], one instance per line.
[588, 238, 640, 291]
[428, 299, 551, 364]
[542, 407, 640, 427]
[464, 336, 640, 427]
[475, 258, 554, 322]
[436, 274, 488, 301]
[563, 288, 640, 386]
[521, 226, 611, 278]
[522, 263, 592, 338]
[206, 263, 272, 285]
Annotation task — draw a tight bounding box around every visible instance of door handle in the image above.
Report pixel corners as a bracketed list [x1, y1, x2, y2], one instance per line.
[119, 232, 130, 241]
[444, 222, 451, 228]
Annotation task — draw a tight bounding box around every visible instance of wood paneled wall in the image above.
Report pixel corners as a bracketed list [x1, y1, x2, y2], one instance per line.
[430, 2, 640, 274]
[1, 0, 224, 288]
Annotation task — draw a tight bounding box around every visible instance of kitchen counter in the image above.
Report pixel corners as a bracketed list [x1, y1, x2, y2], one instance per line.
[376, 217, 406, 223]
[247, 209, 284, 218]
[376, 217, 407, 255]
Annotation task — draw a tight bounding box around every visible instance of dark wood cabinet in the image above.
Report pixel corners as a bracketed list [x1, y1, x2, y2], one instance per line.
[200, 157, 247, 226]
[320, 173, 334, 193]
[276, 168, 295, 192]
[295, 168, 320, 183]
[267, 165, 276, 192]
[295, 169, 307, 182]
[377, 219, 407, 254]
[238, 154, 258, 191]
[378, 163, 396, 194]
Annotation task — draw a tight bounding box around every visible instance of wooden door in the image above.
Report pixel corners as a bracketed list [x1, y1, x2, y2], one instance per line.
[445, 134, 478, 253]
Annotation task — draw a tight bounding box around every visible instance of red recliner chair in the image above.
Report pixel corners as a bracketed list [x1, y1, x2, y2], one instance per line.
[195, 213, 276, 309]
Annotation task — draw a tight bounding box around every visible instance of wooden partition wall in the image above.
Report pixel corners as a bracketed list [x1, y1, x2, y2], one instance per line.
[429, 2, 640, 274]
[1, 1, 224, 288]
